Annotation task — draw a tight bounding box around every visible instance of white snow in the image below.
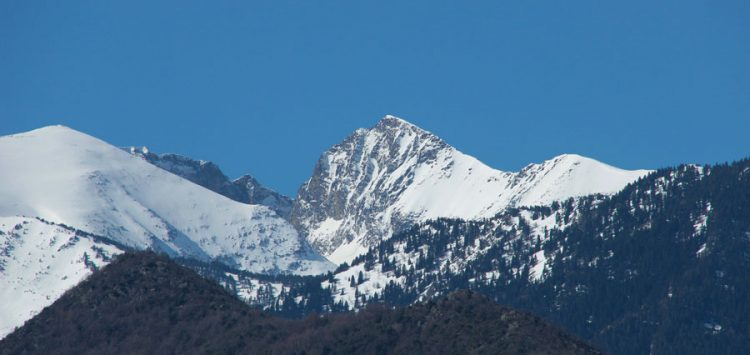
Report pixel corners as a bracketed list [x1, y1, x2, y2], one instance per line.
[530, 250, 548, 281]
[299, 115, 652, 264]
[696, 243, 707, 257]
[693, 202, 711, 237]
[324, 262, 405, 308]
[0, 217, 124, 338]
[0, 126, 333, 275]
[327, 239, 371, 267]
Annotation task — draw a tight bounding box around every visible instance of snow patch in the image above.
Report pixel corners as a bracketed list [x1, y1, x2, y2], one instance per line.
[530, 250, 548, 282]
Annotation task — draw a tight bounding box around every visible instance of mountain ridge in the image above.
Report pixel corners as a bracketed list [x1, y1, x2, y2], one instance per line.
[126, 147, 293, 218]
[291, 115, 651, 263]
[0, 125, 332, 275]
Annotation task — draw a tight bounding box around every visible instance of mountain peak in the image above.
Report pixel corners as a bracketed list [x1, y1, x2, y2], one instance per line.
[5, 125, 108, 151]
[538, 153, 598, 170]
[292, 116, 652, 263]
[554, 153, 586, 161]
[379, 114, 411, 125]
[369, 114, 446, 150]
[550, 153, 612, 166]
[12, 125, 83, 138]
[34, 124, 75, 132]
[374, 114, 426, 132]
[0, 125, 334, 275]
[542, 153, 651, 176]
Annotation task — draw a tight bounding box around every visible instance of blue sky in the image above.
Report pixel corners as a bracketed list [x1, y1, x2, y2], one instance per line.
[2, 1, 748, 196]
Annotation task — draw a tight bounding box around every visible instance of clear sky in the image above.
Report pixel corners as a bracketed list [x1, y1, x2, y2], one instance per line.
[2, 1, 748, 196]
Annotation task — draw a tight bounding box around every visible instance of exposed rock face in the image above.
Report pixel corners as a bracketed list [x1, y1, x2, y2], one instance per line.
[130, 149, 293, 219]
[291, 115, 650, 264]
[291, 116, 461, 262]
[233, 175, 293, 219]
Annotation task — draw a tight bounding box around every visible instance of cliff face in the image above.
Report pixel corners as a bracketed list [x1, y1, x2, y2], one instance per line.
[133, 148, 293, 219]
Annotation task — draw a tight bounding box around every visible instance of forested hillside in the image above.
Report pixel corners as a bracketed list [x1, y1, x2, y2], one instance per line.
[324, 159, 750, 354]
[0, 253, 599, 355]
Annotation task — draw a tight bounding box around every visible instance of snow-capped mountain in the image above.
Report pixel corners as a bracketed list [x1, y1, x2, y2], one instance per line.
[127, 147, 293, 219]
[291, 115, 651, 263]
[0, 126, 333, 275]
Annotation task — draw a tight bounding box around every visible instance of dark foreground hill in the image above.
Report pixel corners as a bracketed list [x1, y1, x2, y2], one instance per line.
[0, 252, 599, 355]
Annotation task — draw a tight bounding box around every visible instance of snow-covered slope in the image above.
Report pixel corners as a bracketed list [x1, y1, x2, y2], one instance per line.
[291, 115, 651, 264]
[0, 126, 333, 275]
[126, 147, 293, 219]
[0, 217, 125, 338]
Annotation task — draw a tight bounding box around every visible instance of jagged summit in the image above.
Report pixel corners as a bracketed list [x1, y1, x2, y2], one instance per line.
[377, 114, 419, 128]
[127, 148, 293, 218]
[374, 114, 439, 137]
[291, 116, 652, 264]
[353, 114, 438, 139]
